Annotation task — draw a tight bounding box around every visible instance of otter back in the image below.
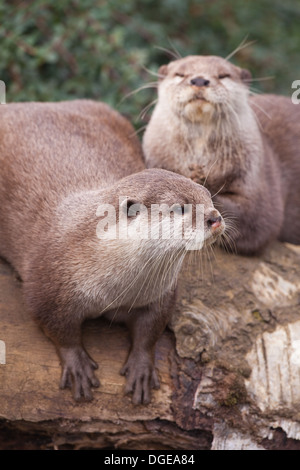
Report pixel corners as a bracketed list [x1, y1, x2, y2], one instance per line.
[0, 100, 144, 271]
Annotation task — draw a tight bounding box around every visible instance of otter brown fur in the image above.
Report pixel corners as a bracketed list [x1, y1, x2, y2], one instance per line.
[0, 99, 224, 404]
[143, 55, 300, 255]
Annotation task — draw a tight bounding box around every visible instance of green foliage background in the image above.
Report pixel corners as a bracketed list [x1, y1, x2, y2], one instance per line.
[1, 0, 299, 127]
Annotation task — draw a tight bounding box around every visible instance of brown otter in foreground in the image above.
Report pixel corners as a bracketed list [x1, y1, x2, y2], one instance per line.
[0, 100, 224, 404]
[143, 55, 300, 255]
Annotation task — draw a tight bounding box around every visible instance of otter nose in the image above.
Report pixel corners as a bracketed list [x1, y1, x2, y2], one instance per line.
[190, 77, 210, 87]
[207, 212, 223, 230]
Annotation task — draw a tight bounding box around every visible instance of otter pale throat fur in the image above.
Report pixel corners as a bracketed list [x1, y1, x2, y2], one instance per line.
[143, 55, 300, 255]
[0, 100, 224, 404]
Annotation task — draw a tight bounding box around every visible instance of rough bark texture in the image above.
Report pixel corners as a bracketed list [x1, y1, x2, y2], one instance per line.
[0, 241, 300, 450]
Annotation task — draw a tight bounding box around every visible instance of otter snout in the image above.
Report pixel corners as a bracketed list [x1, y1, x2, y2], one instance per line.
[190, 77, 210, 87]
[207, 214, 223, 230]
[206, 210, 225, 232]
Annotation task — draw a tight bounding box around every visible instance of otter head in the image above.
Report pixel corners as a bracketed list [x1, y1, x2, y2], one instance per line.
[110, 168, 225, 252]
[157, 55, 251, 123]
[95, 168, 225, 308]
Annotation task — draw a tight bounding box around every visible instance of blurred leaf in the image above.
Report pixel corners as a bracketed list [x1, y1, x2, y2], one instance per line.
[0, 0, 299, 129]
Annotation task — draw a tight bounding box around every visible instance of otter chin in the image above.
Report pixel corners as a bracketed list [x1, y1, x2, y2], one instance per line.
[143, 54, 300, 255]
[184, 98, 214, 122]
[0, 100, 224, 405]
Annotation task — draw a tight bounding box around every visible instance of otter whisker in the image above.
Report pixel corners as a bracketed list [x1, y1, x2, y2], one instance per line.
[149, 221, 186, 300]
[99, 245, 160, 315]
[130, 125, 148, 138]
[157, 238, 186, 288]
[138, 99, 158, 121]
[204, 243, 215, 282]
[249, 87, 263, 96]
[133, 239, 178, 312]
[219, 231, 238, 254]
[249, 105, 265, 133]
[250, 100, 272, 120]
[141, 65, 164, 79]
[109, 247, 167, 324]
[167, 37, 182, 60]
[191, 247, 204, 282]
[211, 182, 226, 199]
[127, 249, 166, 314]
[120, 82, 159, 104]
[225, 37, 257, 61]
[245, 76, 274, 84]
[219, 212, 239, 225]
[154, 44, 181, 61]
[224, 100, 243, 132]
[220, 216, 240, 252]
[223, 221, 240, 240]
[155, 250, 176, 308]
[211, 102, 243, 164]
[179, 119, 198, 162]
[158, 249, 185, 305]
[203, 158, 218, 189]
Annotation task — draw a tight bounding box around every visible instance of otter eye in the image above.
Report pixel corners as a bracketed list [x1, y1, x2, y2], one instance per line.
[128, 201, 142, 218]
[172, 204, 186, 215]
[121, 198, 140, 218]
[218, 73, 231, 79]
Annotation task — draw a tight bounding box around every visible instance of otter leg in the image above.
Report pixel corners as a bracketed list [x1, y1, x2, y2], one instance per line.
[24, 286, 100, 401]
[121, 290, 176, 405]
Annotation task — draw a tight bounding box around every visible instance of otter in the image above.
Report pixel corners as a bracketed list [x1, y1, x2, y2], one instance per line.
[143, 55, 300, 255]
[0, 100, 224, 404]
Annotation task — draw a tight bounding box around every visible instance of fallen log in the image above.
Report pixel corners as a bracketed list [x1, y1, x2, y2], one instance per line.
[0, 241, 300, 450]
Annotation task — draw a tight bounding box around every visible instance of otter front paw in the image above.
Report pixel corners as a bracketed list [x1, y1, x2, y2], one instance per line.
[59, 346, 100, 401]
[120, 355, 160, 405]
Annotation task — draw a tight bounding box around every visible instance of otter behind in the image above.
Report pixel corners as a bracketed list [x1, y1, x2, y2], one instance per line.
[0, 100, 224, 404]
[143, 55, 300, 254]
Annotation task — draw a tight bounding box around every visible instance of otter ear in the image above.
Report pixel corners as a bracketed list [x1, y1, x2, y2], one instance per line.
[158, 64, 169, 80]
[240, 68, 252, 83]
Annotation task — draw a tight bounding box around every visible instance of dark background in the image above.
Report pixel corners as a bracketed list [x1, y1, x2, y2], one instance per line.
[1, 0, 299, 128]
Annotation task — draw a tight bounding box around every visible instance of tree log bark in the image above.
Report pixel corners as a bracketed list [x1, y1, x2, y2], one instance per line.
[0, 241, 300, 450]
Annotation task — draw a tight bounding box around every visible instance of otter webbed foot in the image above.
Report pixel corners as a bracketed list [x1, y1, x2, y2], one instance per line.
[120, 352, 160, 405]
[59, 346, 100, 401]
